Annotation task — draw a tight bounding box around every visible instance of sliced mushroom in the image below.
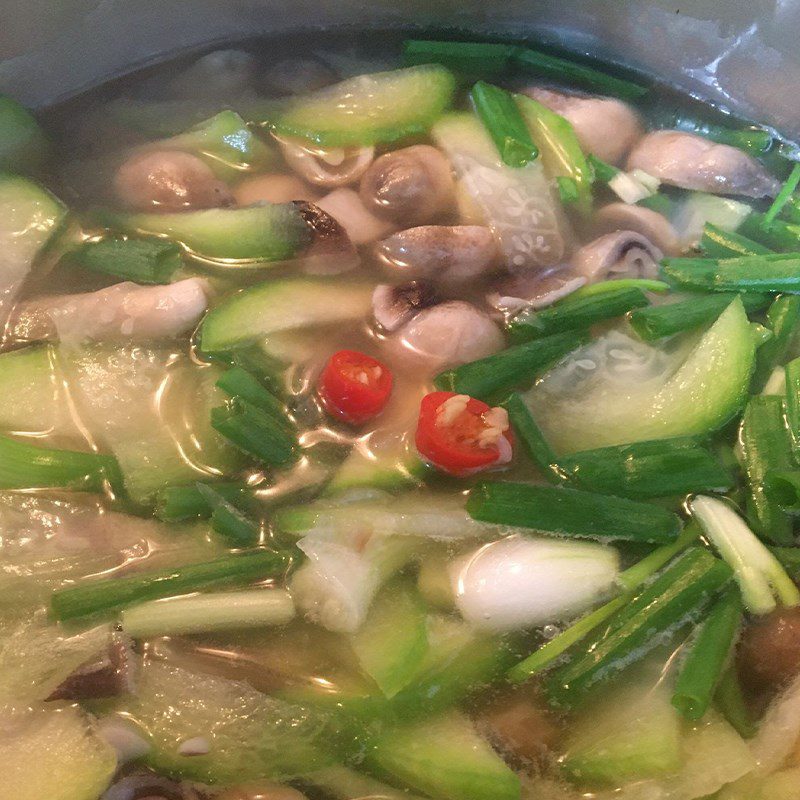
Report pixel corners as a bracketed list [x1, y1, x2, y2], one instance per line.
[292, 200, 358, 274]
[626, 130, 781, 198]
[385, 301, 504, 371]
[522, 87, 644, 166]
[262, 57, 338, 96]
[359, 145, 455, 226]
[594, 202, 682, 256]
[372, 281, 439, 332]
[234, 173, 320, 205]
[572, 231, 663, 282]
[11, 278, 210, 344]
[48, 634, 136, 701]
[376, 225, 498, 283]
[277, 136, 374, 188]
[316, 187, 395, 246]
[114, 149, 233, 211]
[489, 269, 586, 315]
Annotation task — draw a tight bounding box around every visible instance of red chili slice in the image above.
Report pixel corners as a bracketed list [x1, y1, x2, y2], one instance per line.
[318, 349, 393, 424]
[415, 390, 513, 477]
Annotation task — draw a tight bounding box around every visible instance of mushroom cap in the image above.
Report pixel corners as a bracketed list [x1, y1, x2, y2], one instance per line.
[522, 87, 643, 166]
[385, 300, 504, 371]
[594, 202, 682, 256]
[359, 145, 455, 226]
[572, 230, 663, 282]
[375, 225, 498, 283]
[626, 130, 781, 198]
[114, 149, 233, 211]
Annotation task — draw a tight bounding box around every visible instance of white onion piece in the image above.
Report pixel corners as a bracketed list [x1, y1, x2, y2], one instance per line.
[290, 533, 417, 633]
[450, 534, 620, 632]
[608, 169, 661, 204]
[316, 187, 394, 245]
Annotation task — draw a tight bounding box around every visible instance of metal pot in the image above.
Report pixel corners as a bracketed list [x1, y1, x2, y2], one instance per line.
[1, 0, 799, 140]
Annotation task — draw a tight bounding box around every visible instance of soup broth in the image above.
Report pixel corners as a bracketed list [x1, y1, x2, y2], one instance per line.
[1, 33, 800, 800]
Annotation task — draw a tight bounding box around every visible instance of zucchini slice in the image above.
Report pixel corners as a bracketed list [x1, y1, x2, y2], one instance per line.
[2, 704, 116, 800]
[367, 711, 520, 800]
[200, 278, 373, 353]
[0, 174, 66, 322]
[102, 202, 310, 263]
[262, 65, 457, 147]
[526, 298, 757, 453]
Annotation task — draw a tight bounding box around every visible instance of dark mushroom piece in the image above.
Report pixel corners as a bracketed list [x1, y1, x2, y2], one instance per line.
[594, 202, 681, 256]
[292, 200, 358, 274]
[48, 633, 136, 701]
[359, 145, 455, 226]
[627, 130, 781, 198]
[372, 280, 439, 332]
[114, 150, 233, 212]
[521, 87, 644, 166]
[572, 231, 663, 283]
[739, 606, 800, 692]
[375, 225, 499, 284]
[477, 685, 562, 769]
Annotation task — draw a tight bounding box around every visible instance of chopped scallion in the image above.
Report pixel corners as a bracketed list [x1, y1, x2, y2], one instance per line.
[154, 481, 254, 522]
[700, 223, 773, 258]
[557, 437, 732, 499]
[629, 293, 770, 341]
[0, 434, 122, 494]
[466, 481, 682, 543]
[738, 396, 794, 545]
[545, 547, 732, 706]
[470, 81, 538, 168]
[672, 586, 743, 720]
[663, 253, 800, 293]
[434, 330, 585, 400]
[196, 483, 261, 547]
[68, 236, 182, 284]
[690, 494, 800, 614]
[216, 366, 288, 419]
[211, 397, 297, 466]
[508, 526, 700, 682]
[785, 357, 800, 460]
[51, 549, 293, 620]
[753, 295, 800, 390]
[502, 393, 560, 482]
[507, 285, 649, 343]
[121, 588, 295, 638]
[762, 161, 800, 227]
